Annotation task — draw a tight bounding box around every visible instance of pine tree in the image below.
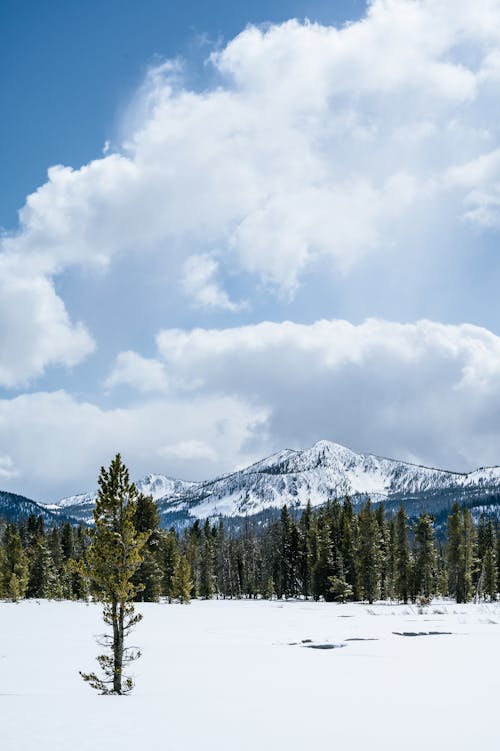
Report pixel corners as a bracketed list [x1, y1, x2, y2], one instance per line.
[299, 500, 313, 598]
[27, 537, 59, 599]
[356, 501, 381, 604]
[162, 529, 180, 601]
[394, 506, 411, 603]
[1, 523, 28, 600]
[312, 512, 334, 600]
[199, 533, 216, 599]
[264, 575, 276, 599]
[375, 503, 389, 599]
[413, 512, 437, 600]
[447, 504, 476, 603]
[132, 493, 162, 602]
[480, 519, 497, 601]
[172, 555, 193, 603]
[80, 454, 149, 695]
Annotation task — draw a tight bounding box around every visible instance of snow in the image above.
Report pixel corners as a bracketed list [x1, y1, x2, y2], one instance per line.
[50, 440, 500, 525]
[1, 598, 500, 750]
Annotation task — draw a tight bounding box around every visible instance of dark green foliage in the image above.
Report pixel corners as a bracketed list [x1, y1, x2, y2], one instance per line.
[1, 488, 498, 606]
[414, 512, 437, 599]
[394, 506, 411, 603]
[80, 454, 149, 695]
[132, 494, 162, 602]
[172, 555, 193, 603]
[447, 504, 476, 603]
[1, 523, 28, 600]
[356, 501, 381, 604]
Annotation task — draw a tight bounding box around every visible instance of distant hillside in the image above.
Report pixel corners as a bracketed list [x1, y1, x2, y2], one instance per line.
[50, 440, 500, 528]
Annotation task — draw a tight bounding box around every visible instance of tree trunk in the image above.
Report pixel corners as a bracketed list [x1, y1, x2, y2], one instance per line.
[113, 601, 124, 694]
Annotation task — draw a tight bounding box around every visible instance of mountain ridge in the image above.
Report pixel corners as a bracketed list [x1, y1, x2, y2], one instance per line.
[50, 440, 500, 526]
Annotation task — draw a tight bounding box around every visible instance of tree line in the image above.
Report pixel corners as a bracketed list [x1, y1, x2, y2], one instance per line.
[2, 454, 499, 695]
[1, 491, 498, 607]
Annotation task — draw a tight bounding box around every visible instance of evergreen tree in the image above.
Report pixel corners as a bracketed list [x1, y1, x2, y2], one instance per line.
[355, 501, 381, 604]
[340, 498, 356, 595]
[172, 555, 193, 603]
[480, 519, 496, 601]
[264, 575, 276, 599]
[394, 506, 411, 603]
[298, 501, 313, 598]
[312, 512, 334, 600]
[27, 537, 59, 599]
[413, 512, 437, 599]
[375, 504, 389, 599]
[447, 504, 476, 603]
[80, 454, 149, 695]
[1, 523, 28, 600]
[162, 529, 180, 601]
[199, 530, 216, 599]
[132, 494, 162, 602]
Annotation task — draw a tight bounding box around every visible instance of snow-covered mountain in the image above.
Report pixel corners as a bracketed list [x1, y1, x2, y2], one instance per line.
[52, 440, 500, 526]
[56, 474, 197, 522]
[58, 474, 196, 509]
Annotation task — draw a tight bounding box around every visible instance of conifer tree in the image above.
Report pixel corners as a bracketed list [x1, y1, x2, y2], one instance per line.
[394, 506, 411, 603]
[1, 523, 28, 601]
[27, 537, 59, 599]
[162, 528, 180, 601]
[375, 504, 389, 599]
[299, 501, 313, 598]
[413, 512, 437, 599]
[480, 518, 496, 600]
[447, 504, 476, 603]
[80, 454, 149, 695]
[264, 575, 276, 599]
[172, 555, 193, 603]
[132, 493, 162, 602]
[199, 533, 216, 599]
[340, 498, 356, 594]
[356, 501, 381, 604]
[312, 512, 334, 600]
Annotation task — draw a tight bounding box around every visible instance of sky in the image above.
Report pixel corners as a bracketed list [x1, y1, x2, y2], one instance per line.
[2, 0, 500, 501]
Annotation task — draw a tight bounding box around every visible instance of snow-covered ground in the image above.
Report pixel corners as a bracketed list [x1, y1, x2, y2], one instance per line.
[1, 599, 499, 750]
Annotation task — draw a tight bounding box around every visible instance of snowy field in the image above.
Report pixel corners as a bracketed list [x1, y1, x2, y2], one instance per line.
[1, 599, 500, 750]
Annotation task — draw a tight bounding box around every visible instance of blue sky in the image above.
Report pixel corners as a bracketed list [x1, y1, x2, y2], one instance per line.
[2, 0, 500, 500]
[0, 0, 365, 228]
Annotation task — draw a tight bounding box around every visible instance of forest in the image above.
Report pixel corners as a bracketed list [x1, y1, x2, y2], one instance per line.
[0, 490, 497, 606]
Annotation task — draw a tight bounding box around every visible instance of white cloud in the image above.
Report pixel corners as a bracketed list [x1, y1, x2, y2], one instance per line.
[0, 390, 267, 501]
[5, 0, 500, 491]
[0, 454, 19, 481]
[158, 440, 218, 462]
[181, 254, 243, 310]
[7, 316, 500, 499]
[104, 351, 168, 393]
[0, 263, 94, 388]
[154, 317, 500, 472]
[2, 0, 500, 377]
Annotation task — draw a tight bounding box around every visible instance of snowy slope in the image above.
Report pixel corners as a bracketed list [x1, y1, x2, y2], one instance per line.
[52, 440, 500, 524]
[57, 473, 197, 509]
[153, 439, 500, 520]
[2, 599, 500, 751]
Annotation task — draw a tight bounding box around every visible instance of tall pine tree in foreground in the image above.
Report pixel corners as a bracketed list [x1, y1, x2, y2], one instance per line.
[80, 455, 149, 695]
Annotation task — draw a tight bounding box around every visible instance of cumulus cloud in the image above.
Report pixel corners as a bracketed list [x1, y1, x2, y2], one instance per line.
[0, 262, 94, 388]
[181, 254, 243, 311]
[0, 454, 19, 481]
[153, 318, 500, 472]
[6, 316, 500, 499]
[5, 1, 500, 494]
[3, 0, 500, 384]
[158, 440, 218, 462]
[0, 390, 268, 501]
[104, 350, 168, 393]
